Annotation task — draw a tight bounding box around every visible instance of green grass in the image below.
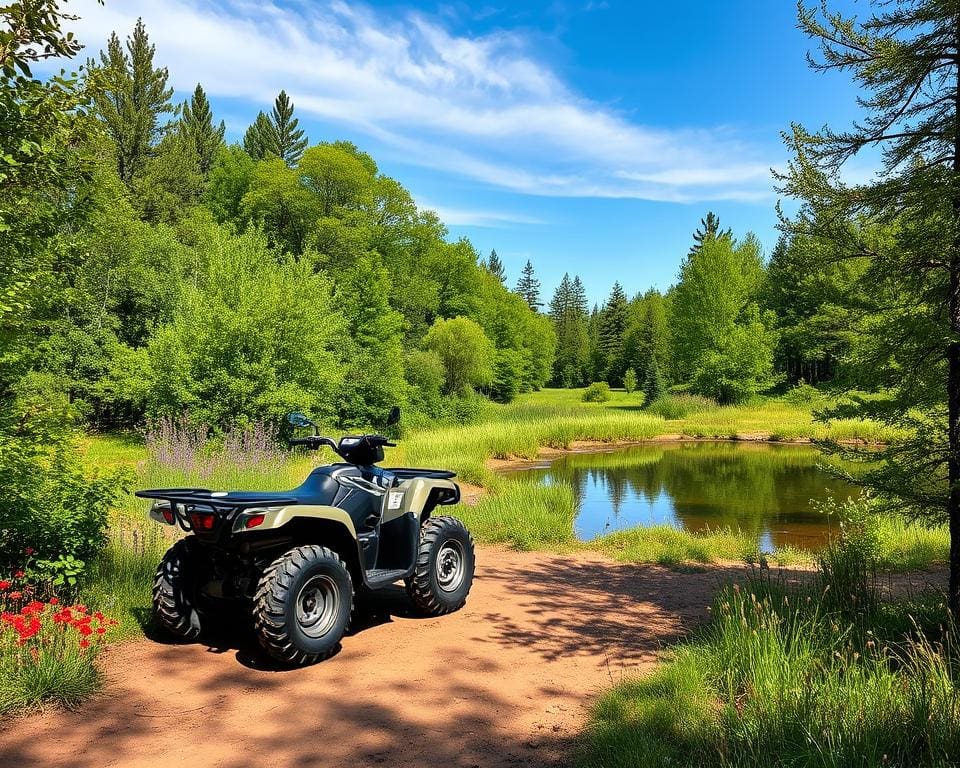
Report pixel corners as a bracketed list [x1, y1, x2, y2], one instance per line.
[579, 566, 960, 768]
[398, 388, 902, 487]
[458, 477, 578, 550]
[80, 523, 172, 640]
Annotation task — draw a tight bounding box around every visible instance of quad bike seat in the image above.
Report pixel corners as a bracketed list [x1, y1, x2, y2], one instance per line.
[386, 468, 456, 480]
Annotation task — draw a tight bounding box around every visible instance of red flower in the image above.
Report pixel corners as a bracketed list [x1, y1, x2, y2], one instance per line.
[0, 580, 10, 591]
[79, 639, 90, 650]
[77, 624, 93, 637]
[14, 570, 24, 578]
[49, 597, 58, 606]
[22, 601, 44, 615]
[96, 627, 106, 635]
[7, 591, 22, 600]
[24, 547, 34, 556]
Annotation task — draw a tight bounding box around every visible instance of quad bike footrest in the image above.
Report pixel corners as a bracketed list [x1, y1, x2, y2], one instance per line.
[364, 568, 408, 588]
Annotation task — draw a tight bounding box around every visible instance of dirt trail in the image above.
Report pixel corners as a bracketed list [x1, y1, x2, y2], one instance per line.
[0, 549, 769, 767]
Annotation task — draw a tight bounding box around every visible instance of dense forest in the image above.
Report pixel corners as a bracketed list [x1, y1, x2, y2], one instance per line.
[1, 13, 876, 440]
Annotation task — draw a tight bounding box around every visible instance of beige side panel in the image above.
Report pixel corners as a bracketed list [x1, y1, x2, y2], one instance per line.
[380, 478, 458, 524]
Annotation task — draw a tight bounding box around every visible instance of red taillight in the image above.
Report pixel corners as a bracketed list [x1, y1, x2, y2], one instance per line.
[244, 514, 266, 529]
[188, 512, 217, 531]
[161, 509, 175, 525]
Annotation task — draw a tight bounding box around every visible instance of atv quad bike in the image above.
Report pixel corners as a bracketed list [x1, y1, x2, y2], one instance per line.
[136, 409, 475, 665]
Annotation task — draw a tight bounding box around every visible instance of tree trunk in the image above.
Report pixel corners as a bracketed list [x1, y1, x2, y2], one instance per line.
[950, 13, 960, 618]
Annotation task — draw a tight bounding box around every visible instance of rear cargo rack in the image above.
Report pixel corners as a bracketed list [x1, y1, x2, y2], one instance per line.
[135, 489, 300, 506]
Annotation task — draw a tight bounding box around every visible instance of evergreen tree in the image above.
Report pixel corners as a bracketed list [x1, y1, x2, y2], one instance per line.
[779, 0, 960, 614]
[689, 211, 732, 257]
[599, 282, 629, 384]
[90, 18, 174, 185]
[271, 90, 308, 165]
[242, 111, 274, 160]
[549, 273, 590, 386]
[515, 259, 542, 311]
[485, 249, 506, 283]
[241, 91, 308, 165]
[179, 83, 225, 176]
[642, 355, 665, 405]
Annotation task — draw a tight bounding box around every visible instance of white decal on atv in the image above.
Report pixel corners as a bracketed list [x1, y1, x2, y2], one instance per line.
[387, 491, 404, 510]
[338, 476, 386, 496]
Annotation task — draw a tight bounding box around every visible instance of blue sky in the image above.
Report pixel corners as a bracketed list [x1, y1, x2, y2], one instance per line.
[63, 0, 865, 305]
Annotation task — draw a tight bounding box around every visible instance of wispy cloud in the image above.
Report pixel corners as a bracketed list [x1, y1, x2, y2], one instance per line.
[416, 199, 545, 227]
[64, 0, 775, 203]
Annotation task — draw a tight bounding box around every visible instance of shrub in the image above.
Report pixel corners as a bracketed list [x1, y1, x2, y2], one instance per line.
[582, 382, 612, 403]
[645, 393, 718, 420]
[0, 430, 127, 576]
[623, 368, 638, 394]
[782, 380, 824, 406]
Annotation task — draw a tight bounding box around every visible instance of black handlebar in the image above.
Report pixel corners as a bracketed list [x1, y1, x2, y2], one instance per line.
[288, 434, 395, 451]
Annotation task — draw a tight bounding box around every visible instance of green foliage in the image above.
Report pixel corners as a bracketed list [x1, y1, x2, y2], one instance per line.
[88, 19, 174, 185]
[623, 367, 638, 394]
[672, 235, 777, 403]
[484, 249, 506, 283]
[241, 90, 308, 165]
[642, 356, 665, 405]
[549, 273, 590, 387]
[777, 1, 960, 612]
[146, 228, 344, 428]
[423, 316, 495, 395]
[205, 144, 254, 223]
[598, 282, 630, 385]
[582, 382, 611, 403]
[514, 259, 542, 311]
[131, 128, 204, 224]
[179, 83, 225, 176]
[0, 393, 126, 573]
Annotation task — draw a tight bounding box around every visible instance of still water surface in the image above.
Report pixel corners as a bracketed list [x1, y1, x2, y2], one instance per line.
[518, 442, 860, 551]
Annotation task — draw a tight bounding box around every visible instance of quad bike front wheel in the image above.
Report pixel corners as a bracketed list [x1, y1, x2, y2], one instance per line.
[406, 516, 475, 616]
[253, 545, 353, 665]
[153, 539, 203, 640]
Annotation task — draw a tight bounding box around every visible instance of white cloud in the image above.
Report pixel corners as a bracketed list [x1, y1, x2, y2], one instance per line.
[62, 0, 776, 203]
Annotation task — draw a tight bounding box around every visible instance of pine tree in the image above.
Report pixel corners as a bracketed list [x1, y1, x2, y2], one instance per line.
[90, 18, 174, 185]
[515, 259, 542, 311]
[179, 83, 225, 176]
[242, 91, 308, 165]
[485, 249, 506, 283]
[242, 111, 274, 160]
[642, 356, 665, 406]
[599, 282, 629, 384]
[272, 90, 308, 165]
[779, 0, 960, 615]
[689, 211, 732, 257]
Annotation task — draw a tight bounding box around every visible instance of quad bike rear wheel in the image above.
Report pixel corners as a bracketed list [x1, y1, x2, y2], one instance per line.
[406, 516, 475, 616]
[253, 545, 353, 665]
[153, 538, 203, 640]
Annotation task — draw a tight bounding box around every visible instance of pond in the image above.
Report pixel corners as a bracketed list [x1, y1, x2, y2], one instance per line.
[514, 442, 860, 551]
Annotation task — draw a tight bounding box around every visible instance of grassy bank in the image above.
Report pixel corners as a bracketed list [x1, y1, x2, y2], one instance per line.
[579, 541, 960, 767]
[460, 477, 950, 569]
[400, 388, 903, 485]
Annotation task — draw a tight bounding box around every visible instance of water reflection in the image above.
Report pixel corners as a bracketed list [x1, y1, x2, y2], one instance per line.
[520, 442, 860, 550]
